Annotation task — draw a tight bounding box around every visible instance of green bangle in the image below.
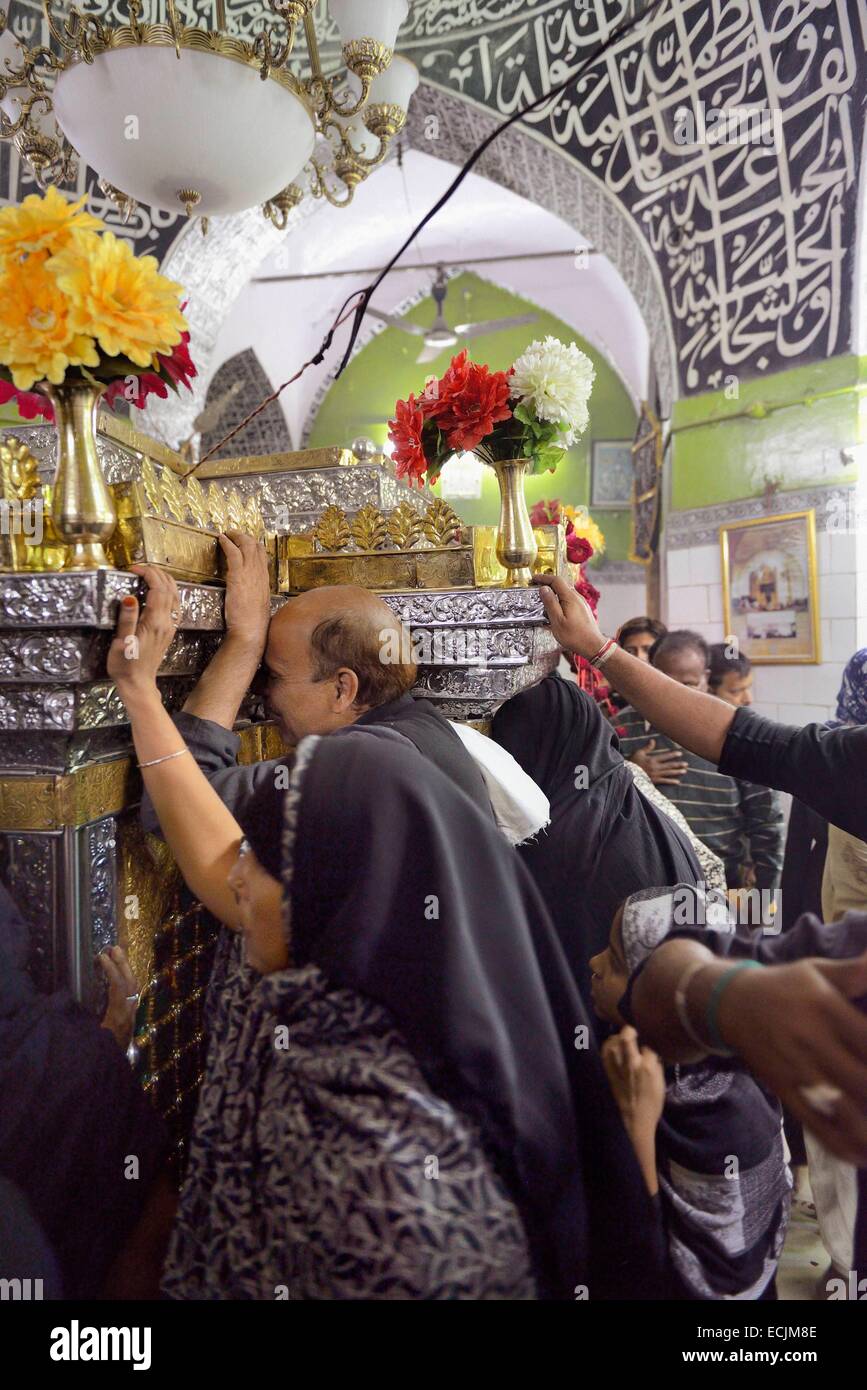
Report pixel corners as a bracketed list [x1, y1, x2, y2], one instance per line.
[706, 961, 764, 1054]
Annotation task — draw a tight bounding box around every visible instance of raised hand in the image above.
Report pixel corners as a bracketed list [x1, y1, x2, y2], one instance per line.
[107, 565, 181, 707]
[601, 1025, 666, 1137]
[220, 531, 272, 661]
[532, 573, 605, 658]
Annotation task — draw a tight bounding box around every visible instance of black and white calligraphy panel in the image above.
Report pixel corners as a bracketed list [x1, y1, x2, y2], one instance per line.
[397, 0, 867, 394]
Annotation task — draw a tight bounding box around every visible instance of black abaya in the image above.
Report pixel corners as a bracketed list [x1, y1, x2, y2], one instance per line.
[492, 675, 703, 1000]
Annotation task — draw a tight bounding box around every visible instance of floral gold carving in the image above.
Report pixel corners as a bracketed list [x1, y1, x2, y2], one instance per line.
[424, 499, 462, 547]
[207, 483, 228, 532]
[314, 504, 351, 551]
[140, 458, 165, 517]
[387, 501, 424, 550]
[185, 476, 210, 528]
[351, 504, 389, 552]
[161, 468, 190, 524]
[226, 488, 246, 531]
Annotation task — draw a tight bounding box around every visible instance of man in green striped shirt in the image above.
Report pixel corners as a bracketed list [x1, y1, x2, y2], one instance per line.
[615, 630, 785, 894]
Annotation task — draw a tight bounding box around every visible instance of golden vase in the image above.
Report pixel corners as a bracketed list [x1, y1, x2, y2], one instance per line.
[38, 376, 115, 569]
[491, 457, 538, 586]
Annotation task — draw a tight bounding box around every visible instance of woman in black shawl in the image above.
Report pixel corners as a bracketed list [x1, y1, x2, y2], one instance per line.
[159, 728, 663, 1300]
[492, 674, 703, 1002]
[109, 567, 665, 1301]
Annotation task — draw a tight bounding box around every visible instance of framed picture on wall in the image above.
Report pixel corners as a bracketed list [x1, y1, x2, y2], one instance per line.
[719, 510, 821, 665]
[591, 440, 633, 509]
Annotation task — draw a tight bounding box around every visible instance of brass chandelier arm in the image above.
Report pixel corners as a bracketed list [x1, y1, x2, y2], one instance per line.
[261, 182, 304, 230]
[307, 157, 356, 208]
[253, 29, 293, 82]
[0, 39, 64, 95]
[126, 0, 145, 46]
[166, 0, 182, 58]
[0, 90, 51, 137]
[302, 7, 324, 84]
[42, 0, 108, 62]
[326, 71, 372, 118]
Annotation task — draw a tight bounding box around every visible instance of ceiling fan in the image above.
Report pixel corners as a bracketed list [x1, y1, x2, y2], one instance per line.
[368, 264, 538, 365]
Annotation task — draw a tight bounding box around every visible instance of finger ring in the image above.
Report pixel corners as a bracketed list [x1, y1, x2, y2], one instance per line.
[125, 993, 140, 1003]
[798, 1082, 843, 1117]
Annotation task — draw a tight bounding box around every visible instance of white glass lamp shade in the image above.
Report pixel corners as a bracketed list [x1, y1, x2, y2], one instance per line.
[330, 0, 409, 50]
[52, 47, 315, 217]
[368, 55, 419, 109]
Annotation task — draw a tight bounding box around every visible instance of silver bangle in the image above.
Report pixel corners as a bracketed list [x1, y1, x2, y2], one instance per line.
[137, 748, 191, 770]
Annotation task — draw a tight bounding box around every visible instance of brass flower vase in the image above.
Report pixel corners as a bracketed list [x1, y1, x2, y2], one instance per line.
[38, 376, 115, 569]
[491, 457, 538, 586]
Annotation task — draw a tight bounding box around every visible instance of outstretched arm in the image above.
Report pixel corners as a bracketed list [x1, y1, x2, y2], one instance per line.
[533, 575, 735, 763]
[629, 933, 867, 1166]
[109, 566, 245, 930]
[534, 575, 867, 836]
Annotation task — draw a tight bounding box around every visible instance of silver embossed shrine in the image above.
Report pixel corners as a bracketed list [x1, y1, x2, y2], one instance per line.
[0, 413, 563, 1159]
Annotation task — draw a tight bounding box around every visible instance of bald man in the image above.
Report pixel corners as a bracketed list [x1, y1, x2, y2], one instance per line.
[141, 532, 492, 834]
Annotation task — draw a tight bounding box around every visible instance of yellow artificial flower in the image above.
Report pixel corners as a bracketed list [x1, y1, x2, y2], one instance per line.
[49, 231, 186, 367]
[0, 186, 104, 265]
[564, 504, 606, 555]
[0, 250, 99, 390]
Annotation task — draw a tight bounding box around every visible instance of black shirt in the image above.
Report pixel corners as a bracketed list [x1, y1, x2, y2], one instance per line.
[720, 706, 867, 840]
[140, 696, 494, 837]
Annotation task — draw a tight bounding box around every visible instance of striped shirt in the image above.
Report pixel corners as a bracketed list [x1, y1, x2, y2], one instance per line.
[615, 707, 785, 890]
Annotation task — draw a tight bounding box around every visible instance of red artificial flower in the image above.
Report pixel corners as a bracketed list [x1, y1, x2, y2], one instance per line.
[566, 530, 593, 566]
[425, 349, 512, 454]
[0, 377, 53, 421]
[103, 331, 197, 411]
[576, 576, 600, 615]
[530, 498, 561, 527]
[388, 393, 428, 485]
[157, 330, 196, 391]
[103, 372, 169, 411]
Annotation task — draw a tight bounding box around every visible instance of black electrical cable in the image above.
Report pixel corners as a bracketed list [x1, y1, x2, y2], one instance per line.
[198, 0, 665, 465]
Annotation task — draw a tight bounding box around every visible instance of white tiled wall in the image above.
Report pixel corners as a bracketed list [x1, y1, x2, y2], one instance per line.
[597, 581, 648, 638]
[664, 533, 863, 725]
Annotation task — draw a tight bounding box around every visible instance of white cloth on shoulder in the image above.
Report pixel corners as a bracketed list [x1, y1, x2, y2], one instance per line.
[448, 721, 550, 846]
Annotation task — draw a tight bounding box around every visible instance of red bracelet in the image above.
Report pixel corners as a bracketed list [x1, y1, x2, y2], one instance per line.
[589, 638, 617, 668]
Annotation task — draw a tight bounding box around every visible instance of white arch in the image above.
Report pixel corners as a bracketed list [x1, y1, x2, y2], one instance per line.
[142, 80, 679, 446]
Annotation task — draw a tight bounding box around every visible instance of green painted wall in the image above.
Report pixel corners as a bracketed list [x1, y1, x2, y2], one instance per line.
[307, 272, 638, 561]
[671, 355, 865, 511]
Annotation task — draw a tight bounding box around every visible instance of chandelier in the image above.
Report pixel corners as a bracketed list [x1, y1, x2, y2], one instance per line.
[0, 0, 418, 229]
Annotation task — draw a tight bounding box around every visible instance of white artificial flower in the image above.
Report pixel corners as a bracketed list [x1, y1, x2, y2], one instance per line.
[510, 336, 596, 444]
